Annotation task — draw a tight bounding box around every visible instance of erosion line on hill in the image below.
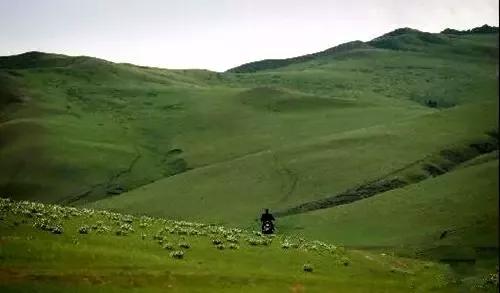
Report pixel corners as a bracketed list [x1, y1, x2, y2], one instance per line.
[59, 183, 104, 205]
[378, 158, 428, 180]
[276, 135, 498, 217]
[119, 148, 272, 195]
[275, 177, 407, 217]
[58, 147, 142, 204]
[106, 147, 142, 187]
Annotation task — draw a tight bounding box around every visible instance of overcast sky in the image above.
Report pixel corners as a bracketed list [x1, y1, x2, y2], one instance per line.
[0, 0, 498, 71]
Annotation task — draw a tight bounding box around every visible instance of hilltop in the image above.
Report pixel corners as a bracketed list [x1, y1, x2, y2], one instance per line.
[227, 24, 499, 73]
[441, 24, 499, 35]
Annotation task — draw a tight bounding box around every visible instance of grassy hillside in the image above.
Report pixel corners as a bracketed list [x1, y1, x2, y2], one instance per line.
[90, 101, 498, 225]
[2, 198, 497, 292]
[279, 159, 498, 249]
[0, 52, 428, 203]
[1, 29, 497, 204]
[0, 27, 498, 288]
[227, 26, 498, 73]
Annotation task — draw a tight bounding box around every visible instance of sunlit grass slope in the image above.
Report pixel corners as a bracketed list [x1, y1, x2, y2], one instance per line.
[0, 52, 430, 203]
[1, 30, 497, 207]
[2, 198, 497, 292]
[0, 26, 498, 291]
[279, 159, 498, 248]
[91, 101, 497, 224]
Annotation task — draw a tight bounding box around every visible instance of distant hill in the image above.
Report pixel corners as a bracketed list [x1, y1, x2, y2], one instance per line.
[0, 51, 111, 69]
[441, 24, 499, 35]
[227, 25, 499, 73]
[227, 41, 370, 73]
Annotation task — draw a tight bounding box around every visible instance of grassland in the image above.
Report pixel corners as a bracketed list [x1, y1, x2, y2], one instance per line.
[280, 159, 498, 250]
[2, 198, 498, 292]
[0, 26, 498, 291]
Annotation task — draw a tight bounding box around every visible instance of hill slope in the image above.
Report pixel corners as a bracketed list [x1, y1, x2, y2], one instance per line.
[0, 26, 498, 265]
[90, 101, 498, 225]
[280, 158, 498, 250]
[1, 28, 497, 205]
[2, 198, 495, 292]
[0, 25, 498, 289]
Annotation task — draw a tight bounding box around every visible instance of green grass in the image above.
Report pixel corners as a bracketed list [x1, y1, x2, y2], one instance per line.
[2, 198, 494, 292]
[90, 101, 497, 225]
[1, 30, 497, 205]
[0, 27, 498, 291]
[278, 159, 498, 247]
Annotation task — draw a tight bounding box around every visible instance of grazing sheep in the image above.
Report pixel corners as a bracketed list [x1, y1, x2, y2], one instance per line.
[281, 242, 291, 249]
[179, 242, 191, 249]
[212, 239, 223, 245]
[170, 250, 184, 259]
[51, 225, 63, 234]
[226, 235, 239, 243]
[163, 243, 175, 250]
[303, 264, 314, 272]
[79, 226, 90, 234]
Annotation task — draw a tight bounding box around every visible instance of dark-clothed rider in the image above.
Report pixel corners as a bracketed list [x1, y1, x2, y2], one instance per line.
[260, 209, 275, 234]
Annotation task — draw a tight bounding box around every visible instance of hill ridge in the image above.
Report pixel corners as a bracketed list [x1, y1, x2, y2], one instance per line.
[227, 24, 499, 73]
[1, 23, 497, 73]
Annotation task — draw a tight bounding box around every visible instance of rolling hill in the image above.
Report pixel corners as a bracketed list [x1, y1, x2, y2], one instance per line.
[0, 25, 498, 278]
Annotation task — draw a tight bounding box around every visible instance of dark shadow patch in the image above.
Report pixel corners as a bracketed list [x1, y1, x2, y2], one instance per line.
[440, 149, 475, 163]
[161, 148, 189, 176]
[167, 148, 183, 155]
[469, 141, 498, 154]
[422, 164, 446, 177]
[161, 103, 183, 110]
[106, 184, 127, 195]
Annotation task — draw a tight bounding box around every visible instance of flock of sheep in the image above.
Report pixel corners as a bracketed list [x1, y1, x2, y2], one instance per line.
[0, 197, 350, 272]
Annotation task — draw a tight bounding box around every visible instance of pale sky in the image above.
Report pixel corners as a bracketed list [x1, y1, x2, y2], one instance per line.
[0, 0, 498, 71]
